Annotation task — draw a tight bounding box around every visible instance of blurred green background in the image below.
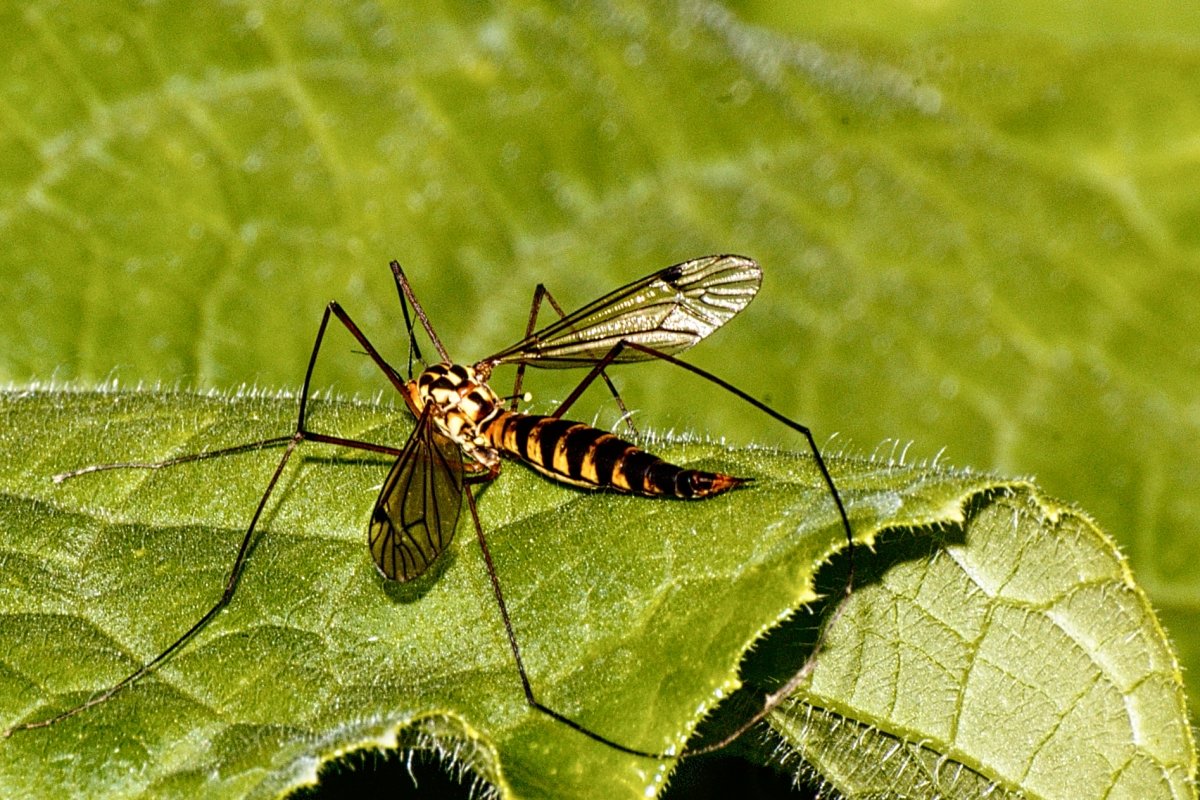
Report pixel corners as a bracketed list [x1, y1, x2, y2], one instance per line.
[2, 0, 1196, 782]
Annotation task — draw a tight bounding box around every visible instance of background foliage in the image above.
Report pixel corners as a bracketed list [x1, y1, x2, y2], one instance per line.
[1, 1, 1197, 797]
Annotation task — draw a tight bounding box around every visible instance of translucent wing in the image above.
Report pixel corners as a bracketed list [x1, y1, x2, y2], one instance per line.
[368, 407, 464, 582]
[484, 254, 761, 368]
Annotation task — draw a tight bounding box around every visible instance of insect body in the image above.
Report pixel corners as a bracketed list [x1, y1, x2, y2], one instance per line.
[424, 361, 746, 497]
[372, 360, 748, 582]
[483, 407, 747, 498]
[6, 254, 853, 761]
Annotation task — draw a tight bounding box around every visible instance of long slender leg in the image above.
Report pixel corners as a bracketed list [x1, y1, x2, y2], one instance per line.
[512, 284, 637, 436]
[463, 486, 663, 759]
[4, 437, 303, 736]
[540, 340, 856, 758]
[51, 436, 297, 483]
[552, 339, 853, 570]
[50, 302, 406, 484]
[319, 301, 409, 410]
[4, 302, 408, 737]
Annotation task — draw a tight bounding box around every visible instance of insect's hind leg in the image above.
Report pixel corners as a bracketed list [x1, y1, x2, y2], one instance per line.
[561, 338, 853, 562]
[7, 301, 408, 737]
[518, 338, 856, 757]
[463, 487, 666, 759]
[621, 340, 854, 755]
[512, 283, 638, 437]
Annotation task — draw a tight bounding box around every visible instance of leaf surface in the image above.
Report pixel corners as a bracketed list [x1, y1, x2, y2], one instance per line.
[768, 489, 1193, 800]
[1, 2, 1198, 797]
[0, 390, 1190, 799]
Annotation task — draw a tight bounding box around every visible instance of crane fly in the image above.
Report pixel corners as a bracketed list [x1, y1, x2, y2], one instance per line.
[5, 255, 854, 759]
[375, 255, 757, 581]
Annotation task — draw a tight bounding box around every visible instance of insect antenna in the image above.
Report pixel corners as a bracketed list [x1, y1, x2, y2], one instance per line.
[393, 263, 426, 380]
[390, 261, 449, 363]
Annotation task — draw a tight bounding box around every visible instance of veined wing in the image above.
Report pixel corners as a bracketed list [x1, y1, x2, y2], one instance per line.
[483, 254, 761, 369]
[369, 406, 464, 582]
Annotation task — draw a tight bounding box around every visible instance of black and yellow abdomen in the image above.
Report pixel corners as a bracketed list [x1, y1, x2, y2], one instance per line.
[484, 411, 747, 498]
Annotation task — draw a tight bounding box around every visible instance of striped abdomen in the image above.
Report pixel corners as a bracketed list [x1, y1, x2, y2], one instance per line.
[483, 411, 747, 498]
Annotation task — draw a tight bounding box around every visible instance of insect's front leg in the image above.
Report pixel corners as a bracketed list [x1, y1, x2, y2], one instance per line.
[269, 300, 413, 458]
[8, 301, 408, 738]
[49, 302, 406, 486]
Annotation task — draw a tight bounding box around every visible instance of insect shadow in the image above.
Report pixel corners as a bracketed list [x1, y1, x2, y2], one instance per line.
[6, 255, 854, 760]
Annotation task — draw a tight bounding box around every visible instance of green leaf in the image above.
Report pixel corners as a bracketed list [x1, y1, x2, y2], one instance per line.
[767, 488, 1193, 800]
[0, 390, 1191, 799]
[0, 388, 853, 799]
[2, 1, 1198, 797]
